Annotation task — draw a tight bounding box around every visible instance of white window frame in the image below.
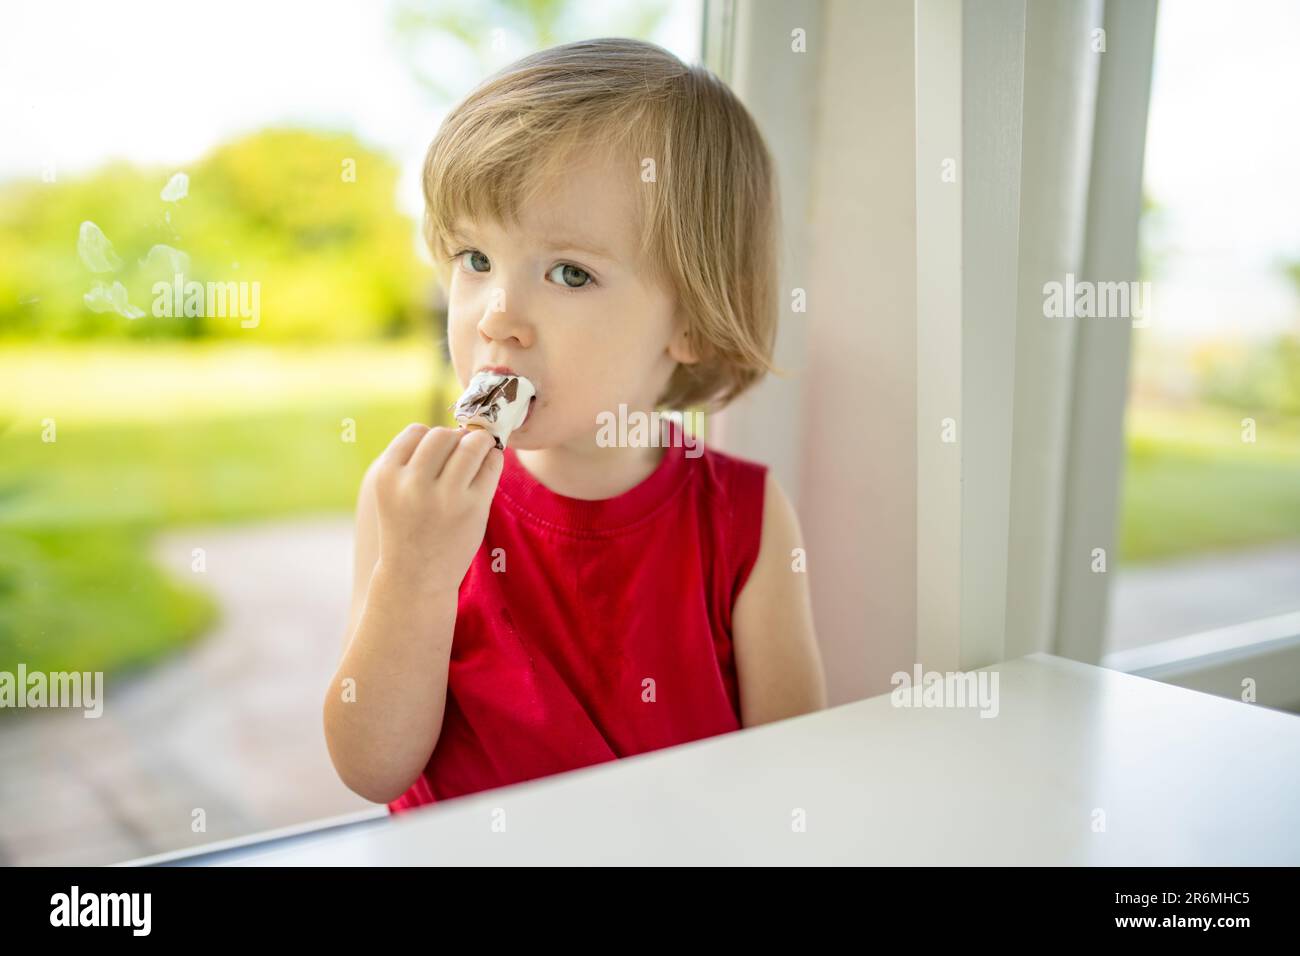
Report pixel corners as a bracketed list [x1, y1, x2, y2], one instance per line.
[709, 0, 1300, 711]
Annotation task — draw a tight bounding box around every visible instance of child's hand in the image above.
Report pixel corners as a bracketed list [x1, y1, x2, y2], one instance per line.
[372, 423, 504, 594]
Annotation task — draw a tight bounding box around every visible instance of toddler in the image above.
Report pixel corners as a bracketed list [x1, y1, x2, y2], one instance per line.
[324, 37, 826, 812]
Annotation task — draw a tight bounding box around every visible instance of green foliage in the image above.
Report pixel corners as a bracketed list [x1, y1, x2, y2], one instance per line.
[391, 0, 671, 104]
[0, 128, 432, 342]
[1197, 333, 1300, 417]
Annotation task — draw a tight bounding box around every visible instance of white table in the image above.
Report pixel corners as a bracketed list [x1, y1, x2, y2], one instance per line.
[132, 653, 1300, 865]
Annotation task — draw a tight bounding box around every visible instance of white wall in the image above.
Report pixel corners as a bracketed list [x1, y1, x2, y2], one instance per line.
[717, 0, 919, 705]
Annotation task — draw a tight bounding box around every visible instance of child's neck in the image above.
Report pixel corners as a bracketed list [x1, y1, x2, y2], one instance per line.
[514, 420, 667, 501]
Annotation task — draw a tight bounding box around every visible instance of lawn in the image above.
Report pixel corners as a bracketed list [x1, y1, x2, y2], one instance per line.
[1119, 403, 1300, 564]
[0, 341, 451, 677]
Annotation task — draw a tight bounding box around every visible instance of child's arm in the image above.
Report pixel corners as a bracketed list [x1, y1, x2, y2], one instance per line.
[323, 424, 503, 804]
[732, 472, 828, 728]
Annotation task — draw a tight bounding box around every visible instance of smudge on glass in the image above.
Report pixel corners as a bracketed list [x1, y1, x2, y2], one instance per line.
[84, 280, 145, 319]
[77, 221, 121, 273]
[160, 172, 189, 202]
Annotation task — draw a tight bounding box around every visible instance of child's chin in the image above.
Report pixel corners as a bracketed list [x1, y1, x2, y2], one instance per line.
[505, 430, 540, 451]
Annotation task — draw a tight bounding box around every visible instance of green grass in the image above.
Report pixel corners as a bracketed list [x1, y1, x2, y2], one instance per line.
[1119, 404, 1300, 564]
[0, 342, 446, 430]
[0, 400, 446, 530]
[0, 527, 217, 678]
[0, 341, 450, 676]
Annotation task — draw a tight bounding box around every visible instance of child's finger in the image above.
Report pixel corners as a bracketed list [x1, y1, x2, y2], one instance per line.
[380, 422, 431, 468]
[407, 426, 467, 479]
[441, 428, 496, 489]
[468, 444, 504, 494]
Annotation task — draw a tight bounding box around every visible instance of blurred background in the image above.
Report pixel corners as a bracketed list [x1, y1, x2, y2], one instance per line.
[1, 0, 1296, 866]
[0, 0, 700, 865]
[1108, 0, 1300, 652]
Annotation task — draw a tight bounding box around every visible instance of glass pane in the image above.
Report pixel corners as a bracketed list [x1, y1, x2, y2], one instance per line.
[0, 0, 702, 866]
[1109, 0, 1300, 655]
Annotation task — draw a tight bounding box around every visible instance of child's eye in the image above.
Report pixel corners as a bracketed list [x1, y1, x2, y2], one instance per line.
[547, 262, 593, 290]
[453, 249, 490, 274]
[450, 248, 592, 289]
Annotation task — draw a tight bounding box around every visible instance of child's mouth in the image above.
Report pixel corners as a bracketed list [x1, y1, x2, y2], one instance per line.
[451, 370, 536, 448]
[521, 395, 537, 427]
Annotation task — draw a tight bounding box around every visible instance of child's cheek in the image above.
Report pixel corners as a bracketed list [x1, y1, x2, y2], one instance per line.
[445, 309, 476, 386]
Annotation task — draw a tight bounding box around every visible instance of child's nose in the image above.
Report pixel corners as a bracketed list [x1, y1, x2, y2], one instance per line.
[476, 286, 535, 347]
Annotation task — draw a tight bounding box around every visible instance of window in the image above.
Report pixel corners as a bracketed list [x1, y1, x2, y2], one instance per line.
[0, 0, 700, 867]
[1107, 0, 1300, 660]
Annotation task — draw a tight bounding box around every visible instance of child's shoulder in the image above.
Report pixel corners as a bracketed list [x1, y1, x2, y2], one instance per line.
[693, 433, 767, 472]
[690, 436, 771, 511]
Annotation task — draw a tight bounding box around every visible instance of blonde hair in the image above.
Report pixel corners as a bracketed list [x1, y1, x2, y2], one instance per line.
[422, 37, 781, 412]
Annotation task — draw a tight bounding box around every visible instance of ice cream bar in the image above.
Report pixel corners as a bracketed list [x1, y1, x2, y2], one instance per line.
[451, 371, 536, 449]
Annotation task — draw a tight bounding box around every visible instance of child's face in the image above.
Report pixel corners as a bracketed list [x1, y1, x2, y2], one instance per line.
[445, 147, 693, 452]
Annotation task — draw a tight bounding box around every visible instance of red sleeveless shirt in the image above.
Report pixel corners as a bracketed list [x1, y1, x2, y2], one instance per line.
[388, 418, 767, 812]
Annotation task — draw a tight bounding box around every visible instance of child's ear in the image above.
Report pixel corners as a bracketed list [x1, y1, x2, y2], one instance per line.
[668, 319, 700, 365]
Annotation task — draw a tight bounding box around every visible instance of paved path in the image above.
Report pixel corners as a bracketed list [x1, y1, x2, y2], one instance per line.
[1109, 544, 1300, 651]
[0, 517, 372, 866]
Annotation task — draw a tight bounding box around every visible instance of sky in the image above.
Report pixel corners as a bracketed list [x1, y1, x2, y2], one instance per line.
[1140, 0, 1300, 342]
[0, 0, 703, 221]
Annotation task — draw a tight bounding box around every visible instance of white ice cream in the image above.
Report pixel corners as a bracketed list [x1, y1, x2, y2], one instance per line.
[451, 371, 536, 449]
